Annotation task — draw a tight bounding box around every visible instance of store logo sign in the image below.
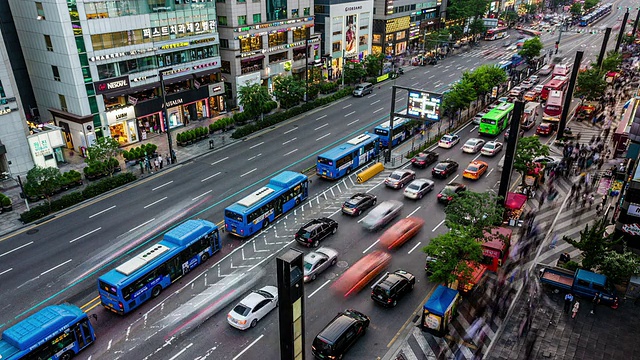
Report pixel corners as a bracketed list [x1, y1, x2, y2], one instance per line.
[94, 76, 130, 95]
[345, 6, 362, 11]
[166, 99, 184, 107]
[105, 106, 135, 125]
[628, 203, 640, 218]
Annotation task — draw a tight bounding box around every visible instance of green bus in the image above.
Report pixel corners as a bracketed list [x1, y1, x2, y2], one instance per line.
[479, 102, 514, 136]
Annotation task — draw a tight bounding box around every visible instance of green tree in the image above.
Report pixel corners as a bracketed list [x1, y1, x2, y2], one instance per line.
[462, 64, 508, 102]
[575, 68, 607, 101]
[468, 18, 486, 39]
[563, 218, 620, 271]
[444, 191, 504, 238]
[599, 248, 640, 284]
[26, 166, 61, 203]
[364, 53, 384, 77]
[444, 0, 468, 21]
[570, 3, 583, 16]
[466, 0, 490, 19]
[423, 225, 484, 286]
[238, 82, 272, 119]
[272, 75, 305, 109]
[600, 51, 622, 73]
[343, 61, 367, 84]
[524, 3, 540, 14]
[518, 37, 543, 61]
[87, 136, 122, 176]
[502, 10, 518, 27]
[583, 0, 598, 11]
[513, 136, 550, 185]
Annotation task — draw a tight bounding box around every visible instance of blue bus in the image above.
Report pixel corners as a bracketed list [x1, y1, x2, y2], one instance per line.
[580, 4, 612, 26]
[98, 219, 221, 314]
[317, 133, 380, 180]
[374, 117, 409, 148]
[0, 304, 96, 360]
[224, 171, 309, 237]
[496, 60, 512, 74]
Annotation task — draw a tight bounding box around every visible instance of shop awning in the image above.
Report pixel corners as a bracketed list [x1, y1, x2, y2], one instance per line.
[505, 192, 527, 210]
[163, 74, 194, 85]
[241, 55, 265, 62]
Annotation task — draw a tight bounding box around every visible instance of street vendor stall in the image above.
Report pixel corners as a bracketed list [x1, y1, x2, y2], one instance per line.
[422, 285, 460, 337]
[481, 227, 513, 272]
[504, 192, 528, 227]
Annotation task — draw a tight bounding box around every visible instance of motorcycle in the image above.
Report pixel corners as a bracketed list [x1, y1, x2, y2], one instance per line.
[397, 68, 404, 75]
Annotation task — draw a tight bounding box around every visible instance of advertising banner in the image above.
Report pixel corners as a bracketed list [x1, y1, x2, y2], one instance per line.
[345, 14, 358, 57]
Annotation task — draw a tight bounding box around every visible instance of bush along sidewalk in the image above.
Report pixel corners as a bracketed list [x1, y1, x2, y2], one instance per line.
[231, 87, 353, 139]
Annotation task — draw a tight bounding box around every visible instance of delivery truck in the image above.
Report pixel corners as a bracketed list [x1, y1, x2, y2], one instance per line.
[539, 267, 618, 308]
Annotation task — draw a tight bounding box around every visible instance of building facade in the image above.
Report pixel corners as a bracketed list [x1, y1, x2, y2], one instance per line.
[9, 0, 223, 151]
[216, 0, 318, 105]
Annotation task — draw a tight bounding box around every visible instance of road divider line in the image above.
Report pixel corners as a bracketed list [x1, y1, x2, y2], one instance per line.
[448, 174, 459, 184]
[169, 343, 193, 360]
[408, 242, 422, 255]
[371, 100, 380, 105]
[0, 268, 12, 276]
[432, 219, 445, 232]
[315, 123, 329, 131]
[412, 82, 419, 86]
[406, 206, 421, 217]
[363, 239, 379, 254]
[41, 259, 72, 276]
[201, 172, 221, 182]
[283, 149, 298, 157]
[0, 241, 34, 258]
[89, 205, 116, 218]
[396, 97, 405, 102]
[372, 107, 384, 113]
[282, 137, 297, 145]
[343, 104, 352, 109]
[240, 168, 258, 177]
[69, 227, 102, 243]
[347, 119, 360, 126]
[473, 153, 481, 161]
[192, 190, 212, 201]
[128, 218, 155, 232]
[366, 93, 377, 98]
[308, 279, 331, 298]
[249, 141, 264, 149]
[144, 196, 167, 209]
[247, 153, 262, 161]
[233, 335, 264, 360]
[429, 75, 435, 78]
[316, 115, 327, 120]
[487, 168, 494, 176]
[283, 127, 297, 134]
[316, 133, 331, 141]
[152, 180, 174, 191]
[211, 157, 229, 165]
[344, 111, 356, 117]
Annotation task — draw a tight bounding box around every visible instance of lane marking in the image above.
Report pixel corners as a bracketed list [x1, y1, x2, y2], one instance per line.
[347, 119, 360, 126]
[41, 259, 72, 276]
[128, 218, 155, 232]
[144, 196, 167, 209]
[429, 75, 435, 78]
[432, 219, 445, 232]
[344, 111, 356, 117]
[211, 157, 229, 165]
[283, 127, 297, 134]
[343, 104, 352, 109]
[448, 174, 459, 184]
[89, 205, 116, 219]
[283, 149, 298, 157]
[373, 108, 384, 113]
[282, 137, 297, 145]
[69, 227, 102, 243]
[0, 268, 13, 276]
[249, 142, 264, 149]
[152, 180, 174, 191]
[396, 97, 405, 102]
[0, 241, 34, 258]
[412, 82, 419, 86]
[406, 206, 421, 217]
[240, 168, 258, 177]
[363, 239, 379, 253]
[316, 115, 327, 120]
[201, 172, 221, 182]
[316, 133, 331, 141]
[315, 123, 329, 131]
[232, 335, 264, 360]
[408, 242, 422, 255]
[308, 279, 331, 298]
[473, 153, 481, 161]
[192, 190, 213, 201]
[169, 343, 193, 360]
[371, 100, 380, 105]
[411, 76, 417, 80]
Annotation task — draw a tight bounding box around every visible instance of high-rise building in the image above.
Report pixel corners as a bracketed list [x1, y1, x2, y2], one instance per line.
[216, 0, 318, 105]
[9, 0, 223, 151]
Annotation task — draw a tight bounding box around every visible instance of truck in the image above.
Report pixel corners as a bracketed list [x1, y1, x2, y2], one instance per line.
[539, 267, 619, 308]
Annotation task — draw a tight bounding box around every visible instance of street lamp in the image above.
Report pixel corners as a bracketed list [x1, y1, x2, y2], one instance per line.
[159, 69, 175, 164]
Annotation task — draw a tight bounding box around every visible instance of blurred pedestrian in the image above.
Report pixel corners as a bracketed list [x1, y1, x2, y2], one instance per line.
[590, 292, 601, 314]
[572, 301, 580, 319]
[158, 155, 163, 169]
[564, 293, 574, 314]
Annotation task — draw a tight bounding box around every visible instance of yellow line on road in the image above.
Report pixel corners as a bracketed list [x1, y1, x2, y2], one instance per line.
[80, 296, 101, 310]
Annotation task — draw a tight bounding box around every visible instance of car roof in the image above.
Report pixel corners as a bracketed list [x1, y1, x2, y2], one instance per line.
[411, 178, 432, 186]
[465, 138, 481, 144]
[318, 313, 359, 343]
[486, 141, 500, 145]
[375, 273, 406, 290]
[240, 290, 270, 308]
[469, 160, 487, 166]
[304, 251, 328, 265]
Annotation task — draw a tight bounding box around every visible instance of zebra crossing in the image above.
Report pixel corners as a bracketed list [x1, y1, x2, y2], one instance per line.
[459, 46, 517, 61]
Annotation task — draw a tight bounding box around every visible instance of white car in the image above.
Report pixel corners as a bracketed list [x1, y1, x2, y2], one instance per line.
[462, 138, 485, 154]
[472, 112, 486, 125]
[481, 141, 503, 156]
[403, 178, 435, 200]
[509, 86, 524, 97]
[529, 75, 540, 84]
[533, 84, 544, 94]
[303, 247, 338, 282]
[438, 134, 460, 149]
[227, 286, 279, 330]
[520, 81, 534, 90]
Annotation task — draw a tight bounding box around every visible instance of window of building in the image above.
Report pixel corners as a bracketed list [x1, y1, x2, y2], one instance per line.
[332, 30, 342, 36]
[268, 32, 287, 47]
[314, 5, 326, 14]
[360, 25, 368, 30]
[303, 7, 310, 16]
[332, 41, 341, 52]
[0, 81, 5, 98]
[52, 66, 60, 81]
[216, 0, 225, 3]
[253, 13, 262, 23]
[238, 0, 246, 3]
[59, 94, 67, 112]
[241, 36, 263, 52]
[266, 0, 287, 21]
[218, 16, 228, 25]
[373, 34, 381, 43]
[293, 28, 308, 41]
[44, 35, 53, 51]
[220, 39, 229, 48]
[411, 4, 416, 10]
[292, 9, 299, 17]
[221, 60, 231, 73]
[36, 2, 45, 20]
[238, 15, 247, 25]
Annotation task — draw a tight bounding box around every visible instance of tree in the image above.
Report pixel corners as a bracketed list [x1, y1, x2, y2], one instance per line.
[524, 3, 540, 15]
[599, 249, 640, 284]
[502, 10, 518, 27]
[468, 18, 486, 38]
[364, 53, 384, 77]
[575, 68, 607, 101]
[272, 75, 305, 109]
[513, 136, 550, 185]
[238, 82, 272, 119]
[444, 191, 504, 238]
[343, 61, 367, 84]
[600, 51, 622, 73]
[444, 0, 468, 21]
[583, 0, 598, 11]
[518, 37, 543, 61]
[465, 0, 490, 19]
[87, 136, 122, 176]
[26, 166, 61, 203]
[563, 218, 620, 271]
[570, 3, 583, 16]
[422, 225, 484, 286]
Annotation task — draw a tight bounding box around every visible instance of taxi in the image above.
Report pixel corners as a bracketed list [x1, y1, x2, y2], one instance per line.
[523, 91, 538, 101]
[463, 160, 489, 180]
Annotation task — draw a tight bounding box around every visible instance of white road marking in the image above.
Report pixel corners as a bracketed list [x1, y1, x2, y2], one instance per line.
[41, 259, 72, 276]
[396, 97, 405, 102]
[448, 174, 459, 184]
[406, 206, 421, 217]
[152, 180, 174, 191]
[211, 157, 229, 165]
[249, 142, 264, 149]
[412, 82, 419, 86]
[366, 93, 377, 98]
[282, 137, 297, 145]
[429, 75, 435, 78]
[373, 108, 384, 113]
[315, 123, 329, 130]
[432, 219, 445, 232]
[89, 205, 116, 218]
[366, 181, 384, 193]
[169, 343, 193, 360]
[0, 241, 34, 258]
[363, 239, 380, 253]
[316, 115, 327, 121]
[201, 172, 221, 182]
[0, 268, 13, 276]
[411, 76, 417, 80]
[473, 153, 481, 161]
[283, 127, 297, 134]
[347, 119, 360, 126]
[344, 111, 356, 117]
[308, 279, 331, 298]
[371, 100, 380, 105]
[232, 335, 264, 360]
[343, 104, 352, 109]
[247, 153, 262, 161]
[283, 148, 298, 156]
[316, 133, 331, 141]
[192, 190, 212, 201]
[408, 242, 422, 255]
[144, 197, 167, 209]
[69, 227, 102, 243]
[488, 168, 494, 176]
[129, 218, 156, 232]
[449, 73, 456, 77]
[240, 168, 258, 177]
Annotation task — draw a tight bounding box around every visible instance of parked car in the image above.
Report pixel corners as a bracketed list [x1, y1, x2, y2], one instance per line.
[379, 217, 425, 250]
[462, 138, 486, 154]
[463, 160, 489, 180]
[361, 200, 403, 231]
[371, 270, 416, 307]
[411, 151, 439, 168]
[437, 183, 467, 205]
[481, 141, 503, 156]
[403, 178, 435, 199]
[303, 247, 339, 282]
[227, 286, 279, 330]
[432, 160, 459, 178]
[342, 193, 377, 216]
[295, 218, 338, 247]
[311, 310, 370, 359]
[438, 134, 460, 149]
[536, 122, 557, 136]
[384, 169, 416, 189]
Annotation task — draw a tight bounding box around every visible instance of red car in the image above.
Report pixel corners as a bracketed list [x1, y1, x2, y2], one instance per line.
[536, 122, 557, 136]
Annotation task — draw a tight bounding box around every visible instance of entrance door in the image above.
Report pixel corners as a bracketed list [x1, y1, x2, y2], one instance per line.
[127, 119, 138, 142]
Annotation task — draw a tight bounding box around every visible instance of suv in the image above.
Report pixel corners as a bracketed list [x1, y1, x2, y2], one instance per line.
[371, 270, 416, 307]
[295, 218, 338, 247]
[312, 309, 370, 359]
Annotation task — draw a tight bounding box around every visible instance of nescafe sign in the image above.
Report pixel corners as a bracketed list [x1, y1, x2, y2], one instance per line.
[94, 76, 131, 95]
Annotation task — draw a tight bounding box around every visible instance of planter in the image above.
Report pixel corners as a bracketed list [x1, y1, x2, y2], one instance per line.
[2, 205, 12, 212]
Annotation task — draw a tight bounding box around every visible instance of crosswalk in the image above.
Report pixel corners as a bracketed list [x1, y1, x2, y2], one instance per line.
[458, 46, 517, 61]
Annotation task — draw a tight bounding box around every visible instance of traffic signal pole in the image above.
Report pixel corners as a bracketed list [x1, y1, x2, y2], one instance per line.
[615, 8, 630, 52]
[497, 101, 524, 208]
[597, 28, 612, 68]
[557, 51, 583, 139]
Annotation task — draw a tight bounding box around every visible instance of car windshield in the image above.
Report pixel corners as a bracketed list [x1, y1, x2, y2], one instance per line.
[304, 261, 313, 271]
[408, 183, 420, 190]
[441, 136, 453, 142]
[485, 144, 495, 149]
[390, 173, 402, 180]
[297, 230, 311, 239]
[465, 141, 477, 146]
[233, 304, 251, 317]
[253, 290, 273, 298]
[467, 166, 479, 172]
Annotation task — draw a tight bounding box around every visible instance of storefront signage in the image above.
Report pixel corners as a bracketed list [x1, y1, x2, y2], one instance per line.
[266, 38, 320, 53]
[31, 137, 52, 157]
[238, 50, 265, 58]
[90, 48, 157, 62]
[0, 107, 16, 116]
[106, 106, 135, 125]
[386, 16, 411, 33]
[622, 223, 640, 236]
[161, 67, 191, 77]
[160, 42, 190, 50]
[131, 74, 158, 83]
[235, 24, 314, 40]
[166, 99, 184, 107]
[209, 82, 225, 96]
[345, 5, 362, 11]
[142, 20, 217, 39]
[628, 203, 640, 218]
[94, 76, 130, 95]
[234, 17, 314, 32]
[191, 37, 217, 45]
[193, 61, 219, 70]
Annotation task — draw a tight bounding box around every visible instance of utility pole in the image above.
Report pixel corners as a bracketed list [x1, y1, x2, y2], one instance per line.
[615, 8, 630, 52]
[341, 49, 345, 88]
[597, 28, 612, 68]
[159, 70, 175, 164]
[497, 100, 524, 207]
[557, 51, 583, 139]
[304, 33, 309, 102]
[555, 16, 565, 54]
[386, 86, 397, 163]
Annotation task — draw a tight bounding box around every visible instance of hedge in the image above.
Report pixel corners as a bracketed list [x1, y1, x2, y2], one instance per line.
[231, 88, 353, 139]
[20, 172, 137, 224]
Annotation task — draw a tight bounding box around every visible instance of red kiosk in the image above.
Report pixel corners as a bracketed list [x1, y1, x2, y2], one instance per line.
[481, 227, 513, 272]
[504, 192, 528, 227]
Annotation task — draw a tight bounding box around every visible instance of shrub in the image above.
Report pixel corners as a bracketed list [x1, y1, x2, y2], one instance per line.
[145, 143, 157, 155]
[82, 172, 136, 199]
[1, 196, 11, 207]
[49, 192, 84, 212]
[562, 261, 580, 272]
[20, 203, 51, 223]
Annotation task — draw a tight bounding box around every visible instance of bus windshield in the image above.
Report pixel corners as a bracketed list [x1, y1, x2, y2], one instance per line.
[225, 210, 243, 221]
[317, 157, 333, 166]
[481, 118, 497, 125]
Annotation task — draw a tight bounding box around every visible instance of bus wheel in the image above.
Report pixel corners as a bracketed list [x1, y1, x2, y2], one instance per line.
[201, 253, 209, 263]
[263, 219, 270, 229]
[295, 198, 300, 205]
[60, 352, 74, 360]
[152, 286, 162, 298]
[347, 167, 352, 174]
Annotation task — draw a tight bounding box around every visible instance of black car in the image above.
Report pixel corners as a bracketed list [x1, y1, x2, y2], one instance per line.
[437, 183, 467, 205]
[312, 309, 370, 359]
[504, 128, 525, 141]
[371, 270, 416, 307]
[432, 160, 459, 178]
[342, 193, 377, 216]
[411, 151, 439, 169]
[295, 218, 338, 247]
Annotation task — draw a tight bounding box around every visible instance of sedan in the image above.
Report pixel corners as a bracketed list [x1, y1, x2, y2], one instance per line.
[403, 178, 435, 199]
[342, 193, 377, 216]
[463, 160, 489, 180]
[522, 117, 536, 130]
[295, 218, 338, 247]
[520, 81, 534, 90]
[227, 286, 279, 330]
[523, 91, 538, 102]
[432, 160, 459, 178]
[533, 84, 544, 94]
[529, 75, 540, 84]
[481, 141, 503, 156]
[472, 112, 486, 125]
[332, 250, 391, 297]
[411, 151, 439, 168]
[534, 155, 562, 167]
[379, 217, 425, 250]
[361, 200, 403, 231]
[303, 247, 338, 282]
[536, 122, 556, 136]
[385, 169, 416, 189]
[437, 183, 467, 205]
[462, 138, 485, 154]
[438, 134, 460, 149]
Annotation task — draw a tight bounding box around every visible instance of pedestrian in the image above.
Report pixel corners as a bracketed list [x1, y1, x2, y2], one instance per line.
[139, 160, 144, 174]
[158, 155, 163, 169]
[572, 301, 580, 319]
[166, 153, 170, 166]
[590, 292, 601, 314]
[564, 293, 574, 314]
[154, 158, 159, 172]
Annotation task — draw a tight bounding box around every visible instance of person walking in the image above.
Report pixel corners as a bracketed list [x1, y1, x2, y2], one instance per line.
[564, 293, 574, 314]
[158, 155, 163, 169]
[590, 292, 601, 314]
[572, 301, 580, 319]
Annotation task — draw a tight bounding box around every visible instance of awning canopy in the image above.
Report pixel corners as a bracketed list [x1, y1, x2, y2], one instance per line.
[505, 192, 527, 210]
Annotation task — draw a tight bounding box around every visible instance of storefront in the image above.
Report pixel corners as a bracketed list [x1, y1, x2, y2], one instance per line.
[164, 86, 211, 127]
[50, 109, 95, 152]
[105, 106, 138, 145]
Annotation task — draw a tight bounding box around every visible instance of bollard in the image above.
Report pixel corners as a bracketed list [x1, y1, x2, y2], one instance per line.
[356, 162, 384, 183]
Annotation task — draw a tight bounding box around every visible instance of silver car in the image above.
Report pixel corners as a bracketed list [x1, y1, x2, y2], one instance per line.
[384, 169, 416, 189]
[361, 200, 403, 231]
[303, 247, 338, 282]
[462, 138, 485, 154]
[403, 179, 435, 200]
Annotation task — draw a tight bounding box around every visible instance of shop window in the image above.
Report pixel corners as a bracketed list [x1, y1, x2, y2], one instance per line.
[238, 15, 247, 25]
[360, 25, 368, 30]
[218, 16, 228, 25]
[58, 94, 67, 112]
[44, 35, 53, 51]
[396, 32, 406, 41]
[314, 5, 326, 14]
[36, 2, 45, 20]
[52, 66, 61, 81]
[293, 28, 308, 41]
[269, 52, 287, 63]
[303, 7, 310, 16]
[268, 32, 287, 47]
[373, 33, 381, 44]
[253, 14, 261, 23]
[241, 36, 263, 52]
[332, 41, 341, 52]
[385, 34, 394, 42]
[91, 34, 103, 50]
[221, 60, 231, 73]
[292, 9, 298, 17]
[293, 47, 306, 61]
[97, 63, 116, 79]
[220, 39, 229, 48]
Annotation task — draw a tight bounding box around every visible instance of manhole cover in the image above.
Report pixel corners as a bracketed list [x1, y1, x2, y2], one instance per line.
[26, 229, 39, 235]
[336, 261, 349, 268]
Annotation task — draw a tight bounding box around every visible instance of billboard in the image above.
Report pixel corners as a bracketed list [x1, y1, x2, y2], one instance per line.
[407, 90, 442, 121]
[345, 14, 358, 56]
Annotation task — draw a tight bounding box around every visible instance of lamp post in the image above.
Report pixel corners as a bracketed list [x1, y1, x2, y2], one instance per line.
[159, 69, 175, 164]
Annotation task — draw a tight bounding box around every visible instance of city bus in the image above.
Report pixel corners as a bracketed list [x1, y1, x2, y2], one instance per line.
[316, 133, 380, 180]
[0, 304, 96, 360]
[98, 219, 221, 314]
[484, 26, 509, 40]
[540, 76, 568, 101]
[543, 90, 564, 121]
[479, 102, 514, 136]
[373, 117, 409, 148]
[224, 171, 308, 237]
[579, 3, 612, 26]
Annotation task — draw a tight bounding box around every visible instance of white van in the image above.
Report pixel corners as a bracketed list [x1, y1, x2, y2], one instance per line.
[353, 83, 373, 97]
[524, 102, 541, 117]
